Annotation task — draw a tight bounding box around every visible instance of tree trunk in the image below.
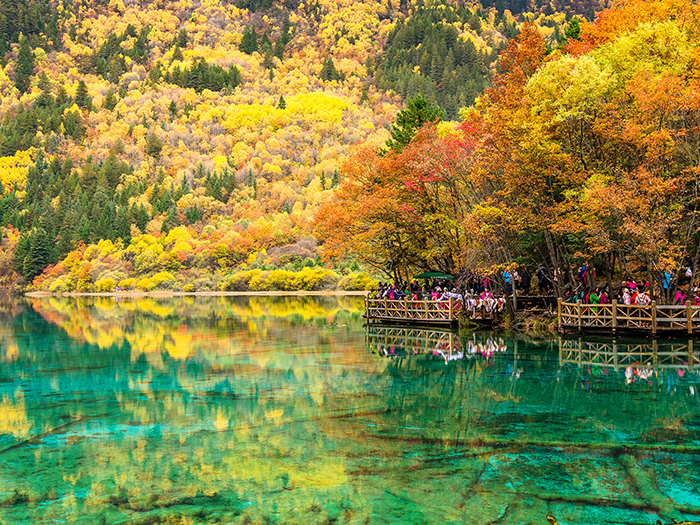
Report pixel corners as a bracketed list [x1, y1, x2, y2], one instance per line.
[605, 251, 613, 296]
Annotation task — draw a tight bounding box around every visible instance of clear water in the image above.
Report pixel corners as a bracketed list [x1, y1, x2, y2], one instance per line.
[0, 296, 699, 525]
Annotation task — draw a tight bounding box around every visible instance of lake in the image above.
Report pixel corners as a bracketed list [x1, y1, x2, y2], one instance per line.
[0, 295, 699, 525]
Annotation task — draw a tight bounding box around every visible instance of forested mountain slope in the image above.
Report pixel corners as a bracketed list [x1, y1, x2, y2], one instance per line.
[0, 0, 596, 292]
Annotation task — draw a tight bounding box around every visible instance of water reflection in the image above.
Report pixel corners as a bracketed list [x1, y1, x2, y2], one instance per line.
[366, 326, 507, 364]
[0, 297, 699, 524]
[559, 338, 699, 395]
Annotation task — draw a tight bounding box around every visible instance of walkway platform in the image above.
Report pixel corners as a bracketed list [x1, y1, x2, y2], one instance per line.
[363, 296, 499, 327]
[558, 298, 700, 336]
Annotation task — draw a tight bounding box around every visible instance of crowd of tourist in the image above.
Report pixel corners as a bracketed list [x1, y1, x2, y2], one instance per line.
[368, 257, 700, 322]
[370, 280, 507, 317]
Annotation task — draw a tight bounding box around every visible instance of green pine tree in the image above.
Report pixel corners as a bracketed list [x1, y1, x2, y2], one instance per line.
[360, 85, 369, 104]
[320, 56, 341, 82]
[15, 34, 35, 94]
[383, 96, 443, 154]
[102, 89, 118, 111]
[75, 80, 89, 108]
[23, 229, 54, 281]
[239, 27, 258, 54]
[145, 133, 163, 159]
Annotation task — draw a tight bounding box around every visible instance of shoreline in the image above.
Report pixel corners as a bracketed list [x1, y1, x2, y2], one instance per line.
[24, 290, 370, 298]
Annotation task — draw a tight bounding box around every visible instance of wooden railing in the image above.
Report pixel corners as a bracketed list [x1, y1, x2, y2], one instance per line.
[558, 298, 700, 334]
[559, 338, 698, 372]
[364, 296, 460, 324]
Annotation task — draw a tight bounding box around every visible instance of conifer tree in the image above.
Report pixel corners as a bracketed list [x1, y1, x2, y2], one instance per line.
[23, 229, 54, 281]
[383, 96, 442, 154]
[261, 31, 272, 54]
[15, 34, 34, 94]
[75, 80, 89, 108]
[360, 85, 369, 104]
[320, 56, 341, 82]
[239, 27, 258, 54]
[102, 90, 118, 111]
[171, 44, 184, 62]
[145, 133, 163, 159]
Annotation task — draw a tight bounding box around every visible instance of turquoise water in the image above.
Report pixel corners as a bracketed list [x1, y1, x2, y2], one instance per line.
[0, 296, 699, 525]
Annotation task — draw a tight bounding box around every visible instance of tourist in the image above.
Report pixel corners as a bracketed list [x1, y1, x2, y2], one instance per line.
[519, 267, 532, 294]
[504, 270, 512, 295]
[675, 289, 687, 305]
[622, 288, 632, 305]
[536, 264, 549, 294]
[635, 289, 651, 306]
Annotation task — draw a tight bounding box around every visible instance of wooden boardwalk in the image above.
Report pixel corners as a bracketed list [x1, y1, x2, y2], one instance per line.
[363, 296, 500, 326]
[558, 298, 700, 335]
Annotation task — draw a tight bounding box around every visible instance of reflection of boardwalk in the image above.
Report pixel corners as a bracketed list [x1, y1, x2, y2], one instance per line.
[365, 325, 461, 358]
[559, 339, 698, 372]
[365, 325, 509, 364]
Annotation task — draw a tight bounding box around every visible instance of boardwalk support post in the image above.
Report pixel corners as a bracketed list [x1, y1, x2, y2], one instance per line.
[612, 300, 618, 333]
[577, 300, 582, 331]
[687, 301, 693, 335]
[651, 301, 657, 335]
[557, 298, 562, 331]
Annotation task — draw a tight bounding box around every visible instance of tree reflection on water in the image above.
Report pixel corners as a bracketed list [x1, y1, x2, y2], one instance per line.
[0, 297, 698, 524]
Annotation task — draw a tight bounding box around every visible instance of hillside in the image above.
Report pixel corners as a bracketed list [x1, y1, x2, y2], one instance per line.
[0, 0, 598, 293]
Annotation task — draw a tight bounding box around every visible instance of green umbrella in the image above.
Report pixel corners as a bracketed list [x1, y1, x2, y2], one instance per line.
[414, 271, 454, 280]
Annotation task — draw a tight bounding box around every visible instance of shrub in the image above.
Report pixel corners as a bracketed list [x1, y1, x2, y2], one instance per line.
[220, 270, 254, 291]
[267, 269, 297, 290]
[183, 283, 195, 293]
[48, 277, 68, 293]
[119, 277, 137, 289]
[292, 267, 339, 291]
[95, 277, 116, 292]
[151, 271, 175, 286]
[193, 277, 216, 291]
[249, 270, 272, 291]
[337, 272, 378, 291]
[136, 277, 156, 291]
